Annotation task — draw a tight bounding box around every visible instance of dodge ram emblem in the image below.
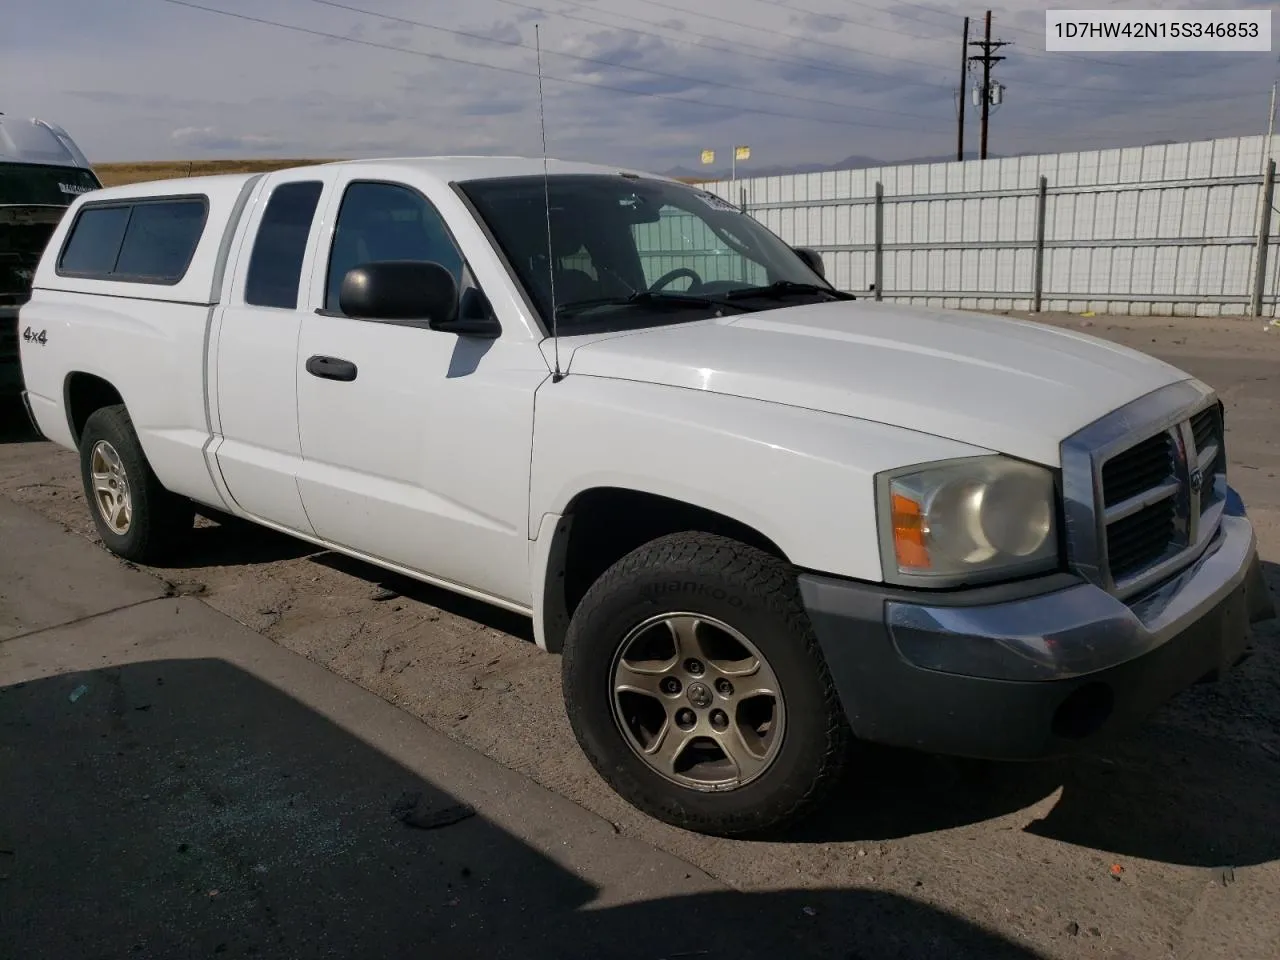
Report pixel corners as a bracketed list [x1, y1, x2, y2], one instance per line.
[1189, 468, 1203, 494]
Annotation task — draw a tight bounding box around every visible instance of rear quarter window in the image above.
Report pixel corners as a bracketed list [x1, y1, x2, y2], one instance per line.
[56, 196, 209, 285]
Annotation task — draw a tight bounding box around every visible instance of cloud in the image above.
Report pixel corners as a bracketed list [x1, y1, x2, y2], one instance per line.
[170, 127, 289, 153]
[1, 0, 1275, 171]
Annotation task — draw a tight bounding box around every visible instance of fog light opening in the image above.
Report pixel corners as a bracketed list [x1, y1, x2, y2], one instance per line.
[1051, 682, 1114, 740]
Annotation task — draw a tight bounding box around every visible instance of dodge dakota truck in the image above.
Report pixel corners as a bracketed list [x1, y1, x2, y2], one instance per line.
[1, 114, 100, 399]
[17, 157, 1275, 836]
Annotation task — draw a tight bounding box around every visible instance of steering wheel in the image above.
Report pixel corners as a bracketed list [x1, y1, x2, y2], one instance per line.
[649, 267, 703, 293]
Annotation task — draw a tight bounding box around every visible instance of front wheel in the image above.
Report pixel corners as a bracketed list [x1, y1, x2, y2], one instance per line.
[78, 404, 194, 564]
[561, 532, 850, 836]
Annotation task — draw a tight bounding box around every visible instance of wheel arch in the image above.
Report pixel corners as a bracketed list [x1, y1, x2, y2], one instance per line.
[535, 485, 790, 654]
[63, 370, 126, 444]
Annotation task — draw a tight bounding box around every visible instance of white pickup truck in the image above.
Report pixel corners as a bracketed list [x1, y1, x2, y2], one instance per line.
[18, 157, 1274, 836]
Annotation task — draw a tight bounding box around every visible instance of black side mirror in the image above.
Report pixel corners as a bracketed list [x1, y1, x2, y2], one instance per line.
[793, 246, 825, 280]
[339, 260, 500, 338]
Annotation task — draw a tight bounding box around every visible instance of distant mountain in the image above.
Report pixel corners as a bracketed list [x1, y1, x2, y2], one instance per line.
[665, 150, 1003, 181]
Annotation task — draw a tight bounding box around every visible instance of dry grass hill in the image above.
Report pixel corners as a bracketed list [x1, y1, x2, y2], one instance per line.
[92, 159, 333, 187]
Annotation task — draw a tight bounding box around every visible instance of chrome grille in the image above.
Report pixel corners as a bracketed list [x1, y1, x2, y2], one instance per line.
[1106, 499, 1178, 580]
[1061, 381, 1228, 600]
[1190, 405, 1226, 513]
[1100, 432, 1174, 507]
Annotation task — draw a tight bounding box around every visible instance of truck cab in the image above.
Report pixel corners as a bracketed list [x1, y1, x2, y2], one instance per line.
[0, 114, 100, 399]
[17, 157, 1276, 838]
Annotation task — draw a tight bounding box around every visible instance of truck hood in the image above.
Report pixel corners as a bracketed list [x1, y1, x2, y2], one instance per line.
[558, 300, 1190, 466]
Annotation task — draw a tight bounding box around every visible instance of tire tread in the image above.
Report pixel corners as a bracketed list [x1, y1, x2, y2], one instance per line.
[563, 530, 849, 837]
[79, 404, 193, 564]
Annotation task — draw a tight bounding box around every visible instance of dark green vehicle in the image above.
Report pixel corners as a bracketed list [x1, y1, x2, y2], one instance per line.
[1, 114, 100, 398]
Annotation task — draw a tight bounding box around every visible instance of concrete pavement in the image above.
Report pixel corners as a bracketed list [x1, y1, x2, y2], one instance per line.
[0, 496, 1040, 959]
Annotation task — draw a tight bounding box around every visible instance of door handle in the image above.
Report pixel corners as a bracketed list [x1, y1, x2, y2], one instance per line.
[305, 355, 358, 382]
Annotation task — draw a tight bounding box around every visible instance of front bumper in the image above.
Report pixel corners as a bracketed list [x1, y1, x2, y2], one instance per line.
[799, 504, 1273, 760]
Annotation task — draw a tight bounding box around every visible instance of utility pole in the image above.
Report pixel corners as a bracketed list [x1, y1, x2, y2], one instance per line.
[968, 10, 1010, 160]
[1256, 80, 1277, 327]
[1266, 80, 1277, 161]
[957, 15, 969, 162]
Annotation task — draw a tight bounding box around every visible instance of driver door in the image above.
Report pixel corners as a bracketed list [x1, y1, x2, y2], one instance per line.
[293, 175, 548, 606]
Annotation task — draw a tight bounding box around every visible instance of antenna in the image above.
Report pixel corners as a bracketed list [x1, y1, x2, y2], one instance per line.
[535, 24, 563, 382]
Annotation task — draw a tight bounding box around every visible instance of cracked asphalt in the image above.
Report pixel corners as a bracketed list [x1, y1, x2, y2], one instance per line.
[1, 311, 1278, 959]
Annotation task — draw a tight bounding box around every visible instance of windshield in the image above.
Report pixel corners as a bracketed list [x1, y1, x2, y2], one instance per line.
[0, 163, 101, 207]
[458, 174, 837, 333]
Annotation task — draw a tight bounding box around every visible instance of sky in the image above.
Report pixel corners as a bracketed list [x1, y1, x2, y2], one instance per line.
[3, 0, 1278, 172]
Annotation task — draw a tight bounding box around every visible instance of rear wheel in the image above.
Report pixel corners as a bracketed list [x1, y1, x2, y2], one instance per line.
[78, 405, 194, 563]
[562, 531, 850, 836]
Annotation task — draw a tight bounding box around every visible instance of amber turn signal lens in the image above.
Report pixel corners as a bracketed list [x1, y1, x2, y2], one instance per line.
[891, 493, 930, 569]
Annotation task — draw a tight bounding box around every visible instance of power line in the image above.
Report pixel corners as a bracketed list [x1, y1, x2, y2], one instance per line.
[839, 0, 1151, 72]
[490, 0, 1256, 106]
[153, 0, 931, 133]
[295, 0, 949, 124]
[643, 0, 1229, 98]
[771, 0, 1268, 106]
[622, 0, 959, 80]
[483, 0, 955, 91]
[532, 0, 1265, 120]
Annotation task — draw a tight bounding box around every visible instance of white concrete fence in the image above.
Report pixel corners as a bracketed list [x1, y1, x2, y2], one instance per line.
[678, 134, 1280, 318]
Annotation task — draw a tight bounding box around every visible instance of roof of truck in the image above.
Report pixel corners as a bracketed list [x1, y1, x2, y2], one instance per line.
[71, 173, 262, 206]
[315, 155, 669, 183]
[78, 156, 676, 202]
[0, 115, 92, 169]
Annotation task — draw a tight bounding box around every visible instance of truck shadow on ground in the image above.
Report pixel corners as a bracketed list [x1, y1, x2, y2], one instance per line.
[179, 512, 321, 567]
[0, 659, 1046, 960]
[156, 513, 1280, 872]
[783, 568, 1280, 870]
[173, 514, 537, 640]
[789, 719, 1279, 871]
[0, 397, 40, 444]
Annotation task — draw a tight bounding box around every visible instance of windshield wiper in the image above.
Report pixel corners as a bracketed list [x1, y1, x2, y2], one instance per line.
[723, 280, 853, 301]
[555, 291, 746, 319]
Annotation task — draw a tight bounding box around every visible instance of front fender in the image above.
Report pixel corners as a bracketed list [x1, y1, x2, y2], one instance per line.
[529, 376, 991, 582]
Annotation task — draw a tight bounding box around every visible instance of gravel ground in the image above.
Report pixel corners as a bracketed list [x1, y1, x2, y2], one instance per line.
[2, 310, 1278, 959]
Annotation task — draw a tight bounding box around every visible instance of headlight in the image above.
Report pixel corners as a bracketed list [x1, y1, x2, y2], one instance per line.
[876, 456, 1060, 586]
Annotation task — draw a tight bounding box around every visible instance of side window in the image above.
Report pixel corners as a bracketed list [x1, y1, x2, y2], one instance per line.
[113, 200, 207, 282]
[58, 205, 132, 276]
[631, 204, 766, 289]
[244, 181, 324, 309]
[325, 181, 465, 312]
[58, 198, 207, 283]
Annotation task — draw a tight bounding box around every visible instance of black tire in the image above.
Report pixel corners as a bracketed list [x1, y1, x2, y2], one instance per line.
[78, 404, 194, 564]
[562, 531, 850, 837]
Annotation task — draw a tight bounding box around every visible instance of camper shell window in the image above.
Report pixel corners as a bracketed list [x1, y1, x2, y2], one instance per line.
[56, 195, 209, 285]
